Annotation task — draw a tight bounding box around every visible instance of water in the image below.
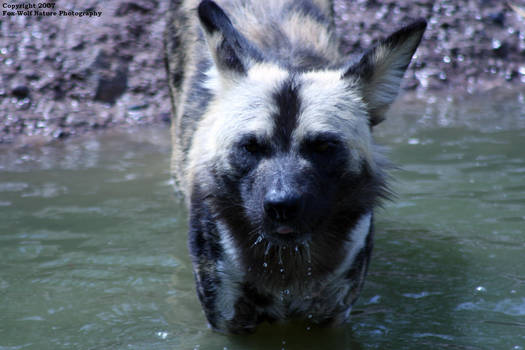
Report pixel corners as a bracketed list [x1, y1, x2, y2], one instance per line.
[1, 91, 524, 349]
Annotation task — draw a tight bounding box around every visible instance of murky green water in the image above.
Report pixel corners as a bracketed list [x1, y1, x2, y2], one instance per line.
[1, 91, 525, 350]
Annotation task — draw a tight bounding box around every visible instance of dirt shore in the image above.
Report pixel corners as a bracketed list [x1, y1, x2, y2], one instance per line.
[2, 0, 525, 145]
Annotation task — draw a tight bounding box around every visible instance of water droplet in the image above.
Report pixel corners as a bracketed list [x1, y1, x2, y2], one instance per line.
[492, 39, 501, 50]
[303, 242, 311, 263]
[156, 331, 168, 339]
[439, 71, 447, 80]
[294, 245, 299, 252]
[368, 295, 381, 304]
[284, 289, 290, 295]
[280, 268, 285, 273]
[263, 262, 268, 268]
[264, 242, 272, 255]
[475, 286, 487, 293]
[307, 313, 313, 319]
[252, 235, 263, 247]
[443, 55, 451, 63]
[306, 326, 311, 331]
[519, 66, 525, 75]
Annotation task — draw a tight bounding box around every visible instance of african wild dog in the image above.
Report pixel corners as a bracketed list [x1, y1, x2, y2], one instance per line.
[164, 0, 426, 334]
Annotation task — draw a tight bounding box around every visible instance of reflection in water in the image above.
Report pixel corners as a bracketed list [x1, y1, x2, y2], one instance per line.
[1, 91, 524, 349]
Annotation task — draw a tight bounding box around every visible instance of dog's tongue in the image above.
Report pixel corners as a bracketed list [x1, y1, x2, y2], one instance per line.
[276, 226, 294, 235]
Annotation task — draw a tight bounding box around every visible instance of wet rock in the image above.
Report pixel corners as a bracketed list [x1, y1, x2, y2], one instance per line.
[94, 67, 128, 104]
[487, 12, 505, 27]
[89, 50, 129, 104]
[11, 86, 30, 99]
[52, 129, 69, 139]
[128, 103, 149, 111]
[72, 41, 85, 51]
[18, 98, 32, 111]
[505, 68, 518, 81]
[26, 73, 40, 81]
[159, 112, 171, 123]
[492, 40, 509, 59]
[127, 23, 145, 38]
[65, 113, 89, 128]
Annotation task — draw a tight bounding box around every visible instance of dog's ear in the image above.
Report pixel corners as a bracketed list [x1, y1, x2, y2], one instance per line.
[344, 19, 426, 127]
[198, 0, 263, 77]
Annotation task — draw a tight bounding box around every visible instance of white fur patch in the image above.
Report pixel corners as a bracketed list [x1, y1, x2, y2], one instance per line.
[187, 63, 289, 193]
[217, 220, 241, 266]
[203, 65, 221, 92]
[215, 221, 244, 322]
[293, 70, 373, 173]
[333, 212, 372, 278]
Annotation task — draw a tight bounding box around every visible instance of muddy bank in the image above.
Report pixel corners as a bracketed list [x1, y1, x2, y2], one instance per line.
[1, 0, 171, 145]
[334, 0, 525, 91]
[1, 0, 525, 145]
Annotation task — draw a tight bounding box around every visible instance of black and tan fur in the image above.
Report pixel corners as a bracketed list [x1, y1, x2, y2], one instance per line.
[165, 0, 426, 334]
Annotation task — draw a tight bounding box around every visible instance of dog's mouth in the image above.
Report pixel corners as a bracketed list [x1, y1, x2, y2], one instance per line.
[275, 225, 295, 235]
[263, 224, 310, 245]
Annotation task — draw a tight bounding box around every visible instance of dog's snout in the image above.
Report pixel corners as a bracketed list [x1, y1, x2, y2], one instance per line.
[263, 190, 301, 223]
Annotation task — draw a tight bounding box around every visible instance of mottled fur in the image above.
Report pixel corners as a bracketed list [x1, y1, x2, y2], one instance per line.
[165, 0, 425, 334]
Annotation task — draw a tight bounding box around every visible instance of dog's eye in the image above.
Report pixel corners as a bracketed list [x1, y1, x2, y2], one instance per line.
[311, 140, 332, 153]
[241, 137, 265, 155]
[308, 138, 340, 154]
[244, 141, 259, 153]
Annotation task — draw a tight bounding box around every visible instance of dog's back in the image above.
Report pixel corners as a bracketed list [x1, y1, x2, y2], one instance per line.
[165, 0, 339, 194]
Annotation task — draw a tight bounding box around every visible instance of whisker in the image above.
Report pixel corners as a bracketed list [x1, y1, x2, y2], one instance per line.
[264, 240, 272, 256]
[251, 235, 263, 248]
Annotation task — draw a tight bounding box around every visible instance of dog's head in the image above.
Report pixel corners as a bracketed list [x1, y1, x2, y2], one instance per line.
[190, 1, 425, 251]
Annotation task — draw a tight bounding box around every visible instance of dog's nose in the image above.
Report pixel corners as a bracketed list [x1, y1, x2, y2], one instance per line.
[263, 190, 301, 223]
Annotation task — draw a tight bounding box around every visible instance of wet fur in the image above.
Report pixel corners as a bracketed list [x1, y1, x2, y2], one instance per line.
[165, 0, 425, 334]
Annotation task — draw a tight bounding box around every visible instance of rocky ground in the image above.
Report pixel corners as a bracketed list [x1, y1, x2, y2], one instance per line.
[1, 0, 525, 145]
